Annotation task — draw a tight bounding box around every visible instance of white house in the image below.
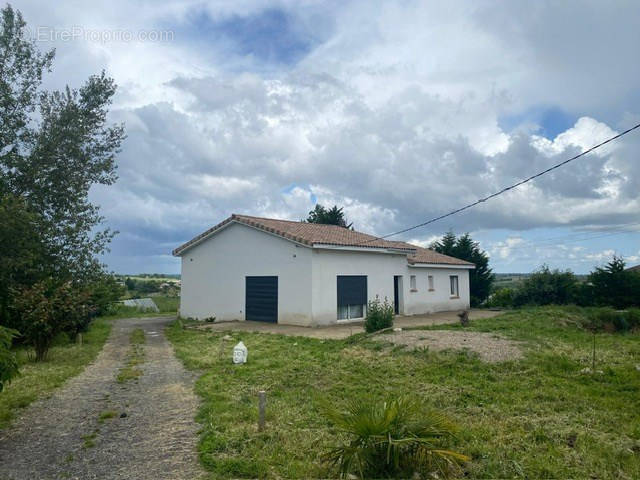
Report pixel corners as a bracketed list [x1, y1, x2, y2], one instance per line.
[173, 214, 474, 326]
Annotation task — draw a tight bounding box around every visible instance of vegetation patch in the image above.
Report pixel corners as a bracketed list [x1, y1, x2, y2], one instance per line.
[98, 410, 118, 424]
[0, 318, 111, 429]
[116, 329, 145, 383]
[364, 297, 394, 333]
[82, 432, 97, 449]
[167, 306, 640, 479]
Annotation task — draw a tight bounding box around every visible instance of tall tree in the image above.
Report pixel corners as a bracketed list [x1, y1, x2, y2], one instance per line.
[588, 256, 640, 309]
[0, 5, 124, 282]
[0, 5, 54, 195]
[431, 231, 494, 306]
[306, 204, 353, 228]
[0, 195, 44, 325]
[0, 5, 125, 357]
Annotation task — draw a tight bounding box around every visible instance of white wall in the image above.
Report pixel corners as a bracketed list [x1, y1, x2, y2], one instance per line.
[310, 248, 408, 325]
[179, 222, 471, 326]
[310, 249, 471, 325]
[403, 267, 471, 315]
[179, 222, 313, 325]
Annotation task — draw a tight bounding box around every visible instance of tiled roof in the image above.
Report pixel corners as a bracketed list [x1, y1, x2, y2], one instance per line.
[627, 264, 640, 272]
[173, 214, 473, 267]
[407, 247, 474, 266]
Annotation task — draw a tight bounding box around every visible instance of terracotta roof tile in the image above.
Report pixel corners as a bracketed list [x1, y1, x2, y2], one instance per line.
[173, 214, 473, 267]
[407, 247, 474, 266]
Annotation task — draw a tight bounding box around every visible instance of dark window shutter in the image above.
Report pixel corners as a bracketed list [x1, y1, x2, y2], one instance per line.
[337, 276, 367, 306]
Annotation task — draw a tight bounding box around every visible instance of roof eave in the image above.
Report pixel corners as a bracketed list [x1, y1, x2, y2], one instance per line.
[408, 262, 475, 269]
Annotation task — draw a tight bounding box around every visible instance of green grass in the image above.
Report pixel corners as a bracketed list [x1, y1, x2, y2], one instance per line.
[116, 329, 145, 383]
[167, 306, 640, 479]
[98, 410, 117, 424]
[103, 295, 179, 318]
[0, 318, 111, 429]
[82, 431, 97, 449]
[152, 295, 180, 313]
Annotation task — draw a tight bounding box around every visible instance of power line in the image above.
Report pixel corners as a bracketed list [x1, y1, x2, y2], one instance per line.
[495, 225, 640, 253]
[492, 220, 640, 252]
[359, 121, 640, 244]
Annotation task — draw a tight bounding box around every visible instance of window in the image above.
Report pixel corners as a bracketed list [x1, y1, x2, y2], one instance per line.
[338, 304, 364, 320]
[450, 275, 459, 297]
[410, 275, 417, 291]
[337, 275, 367, 320]
[428, 275, 434, 291]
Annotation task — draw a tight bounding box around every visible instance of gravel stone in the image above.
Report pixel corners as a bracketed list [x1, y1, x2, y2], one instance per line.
[379, 329, 524, 362]
[0, 317, 204, 479]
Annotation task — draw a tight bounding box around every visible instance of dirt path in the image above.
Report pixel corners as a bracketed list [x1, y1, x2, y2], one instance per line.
[0, 317, 204, 480]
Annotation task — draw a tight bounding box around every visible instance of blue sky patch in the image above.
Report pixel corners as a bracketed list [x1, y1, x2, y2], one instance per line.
[500, 106, 576, 139]
[186, 7, 318, 66]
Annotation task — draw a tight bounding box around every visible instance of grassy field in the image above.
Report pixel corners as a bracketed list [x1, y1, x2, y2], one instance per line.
[152, 295, 180, 313]
[0, 318, 112, 428]
[167, 307, 640, 479]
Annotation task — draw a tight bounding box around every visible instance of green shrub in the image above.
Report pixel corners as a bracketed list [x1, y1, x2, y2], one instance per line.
[86, 275, 125, 316]
[322, 396, 469, 479]
[588, 256, 640, 309]
[581, 307, 637, 333]
[625, 308, 640, 329]
[0, 326, 18, 392]
[486, 287, 514, 308]
[364, 297, 394, 333]
[512, 266, 578, 307]
[10, 281, 91, 361]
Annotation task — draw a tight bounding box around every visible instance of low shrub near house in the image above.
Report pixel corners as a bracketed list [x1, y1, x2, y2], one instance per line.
[486, 287, 514, 308]
[581, 307, 640, 333]
[364, 297, 394, 333]
[322, 396, 468, 479]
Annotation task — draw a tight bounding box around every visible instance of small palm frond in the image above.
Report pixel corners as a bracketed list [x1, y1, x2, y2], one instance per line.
[321, 395, 469, 479]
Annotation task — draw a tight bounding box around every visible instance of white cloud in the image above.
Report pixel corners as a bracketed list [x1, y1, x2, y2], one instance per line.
[15, 1, 640, 272]
[585, 249, 616, 262]
[490, 237, 525, 260]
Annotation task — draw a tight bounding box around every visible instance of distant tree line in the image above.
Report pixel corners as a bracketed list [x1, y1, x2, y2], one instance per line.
[123, 277, 180, 297]
[487, 257, 640, 310]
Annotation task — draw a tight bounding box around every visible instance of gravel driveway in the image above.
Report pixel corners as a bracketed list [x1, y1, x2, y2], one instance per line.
[378, 330, 524, 362]
[0, 317, 204, 480]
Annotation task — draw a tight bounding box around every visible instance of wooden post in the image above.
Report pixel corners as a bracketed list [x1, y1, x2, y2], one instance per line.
[592, 333, 596, 370]
[258, 390, 266, 431]
[77, 333, 83, 346]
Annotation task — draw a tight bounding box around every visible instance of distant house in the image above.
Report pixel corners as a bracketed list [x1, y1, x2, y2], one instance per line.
[172, 214, 474, 326]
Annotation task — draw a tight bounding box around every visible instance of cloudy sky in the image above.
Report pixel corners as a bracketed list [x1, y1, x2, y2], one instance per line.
[17, 0, 640, 274]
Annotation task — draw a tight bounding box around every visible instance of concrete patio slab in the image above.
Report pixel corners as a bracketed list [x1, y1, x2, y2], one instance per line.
[189, 309, 503, 340]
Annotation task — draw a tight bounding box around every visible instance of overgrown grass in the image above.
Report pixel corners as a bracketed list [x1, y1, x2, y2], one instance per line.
[116, 329, 145, 383]
[0, 318, 111, 429]
[167, 306, 640, 479]
[153, 295, 180, 313]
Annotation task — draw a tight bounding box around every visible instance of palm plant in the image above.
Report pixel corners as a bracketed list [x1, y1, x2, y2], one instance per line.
[322, 396, 469, 479]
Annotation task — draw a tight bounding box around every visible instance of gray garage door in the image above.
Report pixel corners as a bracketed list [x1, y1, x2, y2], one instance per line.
[245, 276, 278, 323]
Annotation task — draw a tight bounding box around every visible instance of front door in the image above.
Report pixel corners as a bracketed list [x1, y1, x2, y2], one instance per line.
[245, 276, 278, 322]
[393, 275, 401, 314]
